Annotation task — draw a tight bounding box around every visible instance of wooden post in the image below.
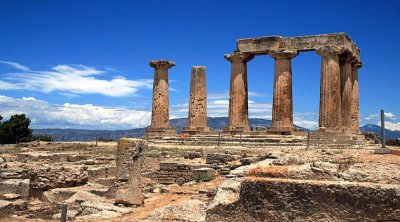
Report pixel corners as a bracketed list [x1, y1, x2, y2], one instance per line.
[381, 109, 386, 148]
[60, 204, 68, 222]
[307, 131, 310, 149]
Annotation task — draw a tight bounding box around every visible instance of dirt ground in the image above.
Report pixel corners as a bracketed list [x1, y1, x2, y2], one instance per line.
[1, 140, 399, 221]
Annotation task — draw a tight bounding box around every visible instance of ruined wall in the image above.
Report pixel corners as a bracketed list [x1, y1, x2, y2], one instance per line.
[206, 178, 400, 221]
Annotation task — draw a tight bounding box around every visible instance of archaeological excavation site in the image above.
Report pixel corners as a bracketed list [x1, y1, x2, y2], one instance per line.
[0, 33, 399, 222]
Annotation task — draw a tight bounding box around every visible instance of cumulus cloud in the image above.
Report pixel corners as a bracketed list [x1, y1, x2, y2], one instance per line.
[365, 112, 397, 121]
[0, 95, 151, 129]
[0, 61, 152, 97]
[375, 121, 400, 131]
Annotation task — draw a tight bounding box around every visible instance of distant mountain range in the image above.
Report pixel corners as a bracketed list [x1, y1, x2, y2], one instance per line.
[32, 117, 304, 142]
[360, 124, 400, 140]
[32, 117, 400, 142]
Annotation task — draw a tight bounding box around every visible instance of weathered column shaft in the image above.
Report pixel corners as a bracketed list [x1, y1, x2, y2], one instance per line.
[225, 52, 254, 131]
[149, 60, 175, 129]
[317, 46, 344, 131]
[187, 66, 208, 129]
[340, 55, 355, 131]
[270, 50, 297, 131]
[351, 62, 362, 132]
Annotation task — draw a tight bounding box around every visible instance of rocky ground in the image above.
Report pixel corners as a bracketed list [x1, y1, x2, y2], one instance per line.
[0, 140, 399, 221]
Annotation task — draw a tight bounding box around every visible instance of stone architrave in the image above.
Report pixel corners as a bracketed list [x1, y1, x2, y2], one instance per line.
[224, 52, 254, 133]
[340, 54, 356, 132]
[183, 66, 209, 135]
[145, 60, 176, 137]
[269, 50, 298, 132]
[317, 46, 345, 132]
[115, 138, 147, 206]
[351, 61, 362, 132]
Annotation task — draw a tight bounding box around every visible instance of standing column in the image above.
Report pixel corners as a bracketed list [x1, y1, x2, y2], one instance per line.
[146, 60, 176, 137]
[224, 52, 254, 133]
[340, 55, 355, 132]
[183, 66, 209, 135]
[317, 46, 344, 132]
[269, 50, 298, 132]
[351, 61, 362, 132]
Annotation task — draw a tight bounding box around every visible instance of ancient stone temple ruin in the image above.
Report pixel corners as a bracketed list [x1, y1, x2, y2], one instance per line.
[146, 33, 363, 140]
[227, 33, 362, 134]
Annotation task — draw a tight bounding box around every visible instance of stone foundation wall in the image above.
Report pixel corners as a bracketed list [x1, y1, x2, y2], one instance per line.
[206, 178, 400, 221]
[155, 162, 195, 185]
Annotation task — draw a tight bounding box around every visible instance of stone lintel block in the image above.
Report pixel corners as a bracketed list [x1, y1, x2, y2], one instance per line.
[237, 33, 360, 60]
[149, 60, 176, 69]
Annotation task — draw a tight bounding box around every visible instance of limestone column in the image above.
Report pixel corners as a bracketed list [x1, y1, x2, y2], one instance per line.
[224, 52, 254, 132]
[183, 66, 209, 134]
[269, 50, 298, 132]
[340, 55, 356, 132]
[317, 46, 344, 132]
[351, 61, 362, 132]
[146, 60, 176, 136]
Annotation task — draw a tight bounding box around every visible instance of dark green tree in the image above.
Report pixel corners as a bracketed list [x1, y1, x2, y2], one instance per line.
[0, 114, 32, 144]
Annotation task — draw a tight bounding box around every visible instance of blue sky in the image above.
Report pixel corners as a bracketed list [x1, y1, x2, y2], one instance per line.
[0, 0, 399, 130]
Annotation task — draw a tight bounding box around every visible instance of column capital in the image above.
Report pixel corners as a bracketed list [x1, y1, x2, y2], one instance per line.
[340, 54, 357, 63]
[224, 52, 254, 63]
[352, 61, 363, 69]
[316, 45, 345, 57]
[149, 60, 176, 69]
[269, 50, 298, 60]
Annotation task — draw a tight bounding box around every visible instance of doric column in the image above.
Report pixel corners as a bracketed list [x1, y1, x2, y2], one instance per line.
[149, 60, 175, 129]
[351, 61, 362, 132]
[224, 52, 254, 132]
[183, 66, 209, 135]
[340, 54, 356, 132]
[269, 50, 298, 132]
[317, 46, 345, 132]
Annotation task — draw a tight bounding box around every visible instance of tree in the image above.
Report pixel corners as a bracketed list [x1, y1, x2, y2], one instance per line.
[0, 115, 3, 123]
[0, 114, 32, 144]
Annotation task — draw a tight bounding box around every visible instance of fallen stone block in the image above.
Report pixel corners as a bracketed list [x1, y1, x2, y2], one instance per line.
[193, 168, 216, 182]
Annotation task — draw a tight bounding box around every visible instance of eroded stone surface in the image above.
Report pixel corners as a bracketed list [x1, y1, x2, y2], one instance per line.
[183, 66, 209, 134]
[115, 138, 147, 206]
[146, 60, 176, 137]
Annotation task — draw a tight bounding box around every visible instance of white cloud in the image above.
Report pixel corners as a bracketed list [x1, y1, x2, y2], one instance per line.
[375, 121, 400, 131]
[0, 95, 151, 129]
[365, 112, 397, 121]
[0, 61, 152, 97]
[0, 61, 30, 71]
[294, 120, 318, 129]
[208, 91, 266, 100]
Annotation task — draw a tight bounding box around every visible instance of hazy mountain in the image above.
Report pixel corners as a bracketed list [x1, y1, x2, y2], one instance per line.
[360, 124, 400, 140]
[32, 117, 307, 142]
